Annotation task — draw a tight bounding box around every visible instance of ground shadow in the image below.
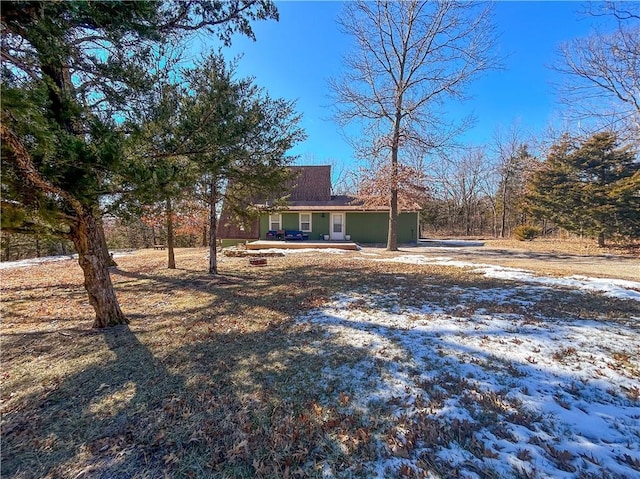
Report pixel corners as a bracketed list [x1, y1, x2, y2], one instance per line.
[3, 256, 638, 478]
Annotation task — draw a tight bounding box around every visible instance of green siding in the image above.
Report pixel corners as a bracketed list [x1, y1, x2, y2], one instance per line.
[346, 212, 418, 243]
[260, 211, 418, 243]
[398, 212, 419, 243]
[282, 213, 298, 231]
[259, 215, 269, 239]
[259, 213, 299, 238]
[346, 212, 388, 243]
[312, 212, 330, 239]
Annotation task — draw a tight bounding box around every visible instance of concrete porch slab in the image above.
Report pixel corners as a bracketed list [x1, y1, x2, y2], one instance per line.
[246, 240, 359, 251]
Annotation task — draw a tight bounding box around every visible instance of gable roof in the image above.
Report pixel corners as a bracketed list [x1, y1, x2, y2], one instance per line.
[286, 165, 331, 201]
[254, 165, 420, 211]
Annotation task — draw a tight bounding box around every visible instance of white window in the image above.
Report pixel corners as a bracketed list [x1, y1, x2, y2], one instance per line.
[299, 213, 312, 232]
[269, 213, 281, 231]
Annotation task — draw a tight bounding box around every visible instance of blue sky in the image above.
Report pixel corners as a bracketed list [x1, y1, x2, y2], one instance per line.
[194, 1, 612, 173]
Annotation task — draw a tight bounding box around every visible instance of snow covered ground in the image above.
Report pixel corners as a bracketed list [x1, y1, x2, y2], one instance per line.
[0, 251, 135, 270]
[297, 255, 640, 478]
[0, 254, 80, 270]
[370, 254, 640, 301]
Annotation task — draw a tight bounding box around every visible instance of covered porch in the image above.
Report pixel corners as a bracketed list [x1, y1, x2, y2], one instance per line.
[246, 240, 359, 251]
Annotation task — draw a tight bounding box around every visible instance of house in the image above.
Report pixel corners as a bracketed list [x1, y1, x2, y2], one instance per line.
[218, 165, 420, 244]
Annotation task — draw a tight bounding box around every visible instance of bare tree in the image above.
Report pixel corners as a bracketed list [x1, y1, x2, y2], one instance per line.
[554, 2, 639, 139]
[330, 0, 498, 250]
[584, 2, 639, 24]
[491, 123, 536, 238]
[433, 148, 491, 236]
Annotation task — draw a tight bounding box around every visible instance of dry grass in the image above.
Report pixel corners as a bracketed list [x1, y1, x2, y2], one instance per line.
[429, 236, 639, 257]
[1, 249, 388, 478]
[1, 246, 638, 479]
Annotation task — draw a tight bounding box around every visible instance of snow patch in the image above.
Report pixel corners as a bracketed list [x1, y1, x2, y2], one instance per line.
[297, 288, 640, 478]
[368, 254, 640, 301]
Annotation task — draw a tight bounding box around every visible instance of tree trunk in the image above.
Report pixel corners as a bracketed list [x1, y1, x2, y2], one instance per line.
[598, 231, 605, 247]
[387, 99, 402, 251]
[1, 123, 126, 328]
[388, 179, 398, 250]
[151, 225, 157, 246]
[208, 181, 218, 274]
[71, 210, 127, 328]
[500, 182, 508, 238]
[202, 225, 208, 248]
[490, 201, 498, 238]
[166, 197, 176, 269]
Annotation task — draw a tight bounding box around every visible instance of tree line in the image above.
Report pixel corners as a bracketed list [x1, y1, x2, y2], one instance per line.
[331, 0, 638, 249]
[417, 131, 639, 245]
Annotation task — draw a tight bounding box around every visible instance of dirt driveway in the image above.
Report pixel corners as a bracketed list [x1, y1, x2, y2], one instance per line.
[389, 239, 640, 281]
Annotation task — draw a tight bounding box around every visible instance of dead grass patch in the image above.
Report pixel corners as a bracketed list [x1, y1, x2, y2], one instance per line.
[1, 247, 638, 478]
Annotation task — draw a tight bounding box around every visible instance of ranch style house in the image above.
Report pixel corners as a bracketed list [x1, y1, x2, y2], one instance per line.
[218, 165, 420, 245]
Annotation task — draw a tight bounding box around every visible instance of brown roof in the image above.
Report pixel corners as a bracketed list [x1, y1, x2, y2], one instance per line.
[287, 195, 419, 212]
[256, 166, 420, 211]
[286, 165, 331, 201]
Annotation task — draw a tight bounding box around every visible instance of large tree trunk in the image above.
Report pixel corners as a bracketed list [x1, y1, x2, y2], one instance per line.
[387, 102, 402, 251]
[71, 210, 127, 328]
[388, 183, 398, 251]
[166, 197, 176, 269]
[208, 181, 219, 274]
[1, 123, 126, 329]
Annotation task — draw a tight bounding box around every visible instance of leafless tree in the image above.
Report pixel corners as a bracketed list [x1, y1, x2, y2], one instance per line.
[433, 148, 492, 236]
[554, 2, 639, 140]
[584, 2, 639, 23]
[491, 123, 536, 238]
[330, 0, 498, 250]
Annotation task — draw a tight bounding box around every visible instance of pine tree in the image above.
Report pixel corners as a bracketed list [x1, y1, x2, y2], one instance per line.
[526, 132, 639, 246]
[180, 54, 305, 274]
[1, 1, 278, 327]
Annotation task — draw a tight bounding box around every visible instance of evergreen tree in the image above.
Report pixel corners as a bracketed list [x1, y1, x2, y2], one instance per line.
[1, 1, 278, 327]
[525, 132, 639, 246]
[121, 82, 199, 269]
[180, 54, 305, 274]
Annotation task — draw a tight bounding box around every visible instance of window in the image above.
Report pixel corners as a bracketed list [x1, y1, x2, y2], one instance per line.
[269, 213, 281, 231]
[299, 213, 312, 232]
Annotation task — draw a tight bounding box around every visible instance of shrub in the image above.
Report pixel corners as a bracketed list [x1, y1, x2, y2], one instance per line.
[514, 225, 541, 241]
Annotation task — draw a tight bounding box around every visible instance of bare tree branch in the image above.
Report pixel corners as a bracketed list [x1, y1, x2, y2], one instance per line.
[330, 0, 499, 250]
[554, 5, 640, 140]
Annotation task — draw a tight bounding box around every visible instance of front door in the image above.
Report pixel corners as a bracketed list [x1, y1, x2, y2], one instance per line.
[330, 213, 345, 240]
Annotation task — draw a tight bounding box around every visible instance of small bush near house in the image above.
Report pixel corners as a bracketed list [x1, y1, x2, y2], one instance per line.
[514, 225, 541, 241]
